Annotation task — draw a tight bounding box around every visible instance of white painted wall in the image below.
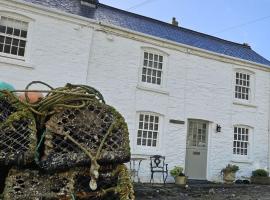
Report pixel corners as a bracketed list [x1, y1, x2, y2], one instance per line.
[1, 1, 270, 183]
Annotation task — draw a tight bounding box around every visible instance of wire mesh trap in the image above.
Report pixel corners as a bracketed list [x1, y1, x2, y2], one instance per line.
[0, 82, 134, 200]
[0, 94, 37, 166]
[39, 99, 130, 172]
[3, 164, 134, 200]
[3, 167, 76, 200]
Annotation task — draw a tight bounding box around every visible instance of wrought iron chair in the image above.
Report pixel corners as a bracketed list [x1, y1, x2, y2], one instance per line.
[150, 155, 168, 184]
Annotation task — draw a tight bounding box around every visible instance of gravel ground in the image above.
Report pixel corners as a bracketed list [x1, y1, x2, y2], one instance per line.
[135, 183, 270, 200]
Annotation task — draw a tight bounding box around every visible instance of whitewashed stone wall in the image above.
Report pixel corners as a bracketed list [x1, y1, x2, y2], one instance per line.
[1, 1, 270, 183]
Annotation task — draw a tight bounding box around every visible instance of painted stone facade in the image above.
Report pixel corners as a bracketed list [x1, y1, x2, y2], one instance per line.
[1, 0, 270, 183]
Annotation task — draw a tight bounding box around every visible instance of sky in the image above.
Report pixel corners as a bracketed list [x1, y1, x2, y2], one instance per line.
[100, 0, 270, 61]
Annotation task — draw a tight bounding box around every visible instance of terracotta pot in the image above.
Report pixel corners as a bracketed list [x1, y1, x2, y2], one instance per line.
[223, 172, 235, 184]
[251, 177, 270, 185]
[175, 176, 187, 185]
[19, 92, 44, 103]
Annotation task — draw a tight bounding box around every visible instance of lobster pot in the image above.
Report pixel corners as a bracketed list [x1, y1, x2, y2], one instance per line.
[3, 168, 77, 200]
[74, 165, 120, 200]
[2, 165, 132, 200]
[39, 99, 130, 171]
[0, 95, 37, 166]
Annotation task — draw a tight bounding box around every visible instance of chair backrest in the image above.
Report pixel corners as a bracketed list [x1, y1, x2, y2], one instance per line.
[150, 155, 165, 170]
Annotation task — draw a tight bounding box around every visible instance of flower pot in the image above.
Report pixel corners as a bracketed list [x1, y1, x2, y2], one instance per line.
[223, 172, 235, 184]
[175, 176, 187, 185]
[251, 177, 270, 185]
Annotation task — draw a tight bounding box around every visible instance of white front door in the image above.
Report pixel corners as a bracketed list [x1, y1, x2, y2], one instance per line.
[185, 120, 208, 180]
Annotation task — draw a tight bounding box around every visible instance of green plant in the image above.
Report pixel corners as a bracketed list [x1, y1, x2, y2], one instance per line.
[221, 164, 239, 174]
[170, 166, 185, 177]
[252, 169, 269, 177]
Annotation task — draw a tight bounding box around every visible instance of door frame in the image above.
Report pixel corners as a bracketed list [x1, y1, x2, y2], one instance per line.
[185, 118, 213, 180]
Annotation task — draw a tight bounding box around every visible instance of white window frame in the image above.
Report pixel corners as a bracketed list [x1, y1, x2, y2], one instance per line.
[134, 111, 164, 154]
[232, 125, 253, 162]
[0, 11, 33, 62]
[233, 68, 255, 105]
[138, 47, 168, 91]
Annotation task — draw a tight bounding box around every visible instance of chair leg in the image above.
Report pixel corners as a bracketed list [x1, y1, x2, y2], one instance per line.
[150, 172, 154, 184]
[164, 172, 168, 184]
[163, 172, 165, 185]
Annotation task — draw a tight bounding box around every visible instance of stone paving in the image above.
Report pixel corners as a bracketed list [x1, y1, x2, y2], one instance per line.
[134, 183, 270, 200]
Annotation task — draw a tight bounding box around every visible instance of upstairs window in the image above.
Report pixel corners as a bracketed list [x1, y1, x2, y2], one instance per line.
[233, 126, 249, 156]
[137, 113, 159, 147]
[142, 52, 163, 85]
[0, 16, 28, 58]
[235, 72, 250, 100]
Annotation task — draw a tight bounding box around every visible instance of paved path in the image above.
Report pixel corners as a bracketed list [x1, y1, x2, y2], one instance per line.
[135, 183, 270, 200]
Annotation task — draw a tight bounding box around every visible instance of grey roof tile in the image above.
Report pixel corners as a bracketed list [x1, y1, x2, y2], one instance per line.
[22, 0, 270, 67]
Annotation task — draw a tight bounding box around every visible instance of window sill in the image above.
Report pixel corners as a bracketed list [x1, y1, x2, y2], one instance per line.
[0, 56, 33, 69]
[231, 159, 253, 164]
[233, 101, 257, 108]
[136, 85, 169, 95]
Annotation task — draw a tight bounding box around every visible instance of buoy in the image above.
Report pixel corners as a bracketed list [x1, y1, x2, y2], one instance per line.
[19, 92, 44, 103]
[0, 81, 15, 91]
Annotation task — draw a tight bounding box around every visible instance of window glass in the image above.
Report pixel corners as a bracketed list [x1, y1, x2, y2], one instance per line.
[142, 51, 163, 85]
[137, 113, 159, 147]
[0, 16, 28, 57]
[235, 72, 250, 100]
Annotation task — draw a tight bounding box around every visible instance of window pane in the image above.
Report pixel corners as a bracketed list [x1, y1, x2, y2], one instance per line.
[0, 25, 6, 33]
[144, 52, 148, 59]
[147, 139, 152, 146]
[6, 27, 13, 35]
[154, 54, 158, 61]
[142, 139, 146, 146]
[11, 46, 18, 55]
[18, 48, 25, 56]
[137, 130, 142, 137]
[20, 30, 27, 38]
[19, 40, 26, 48]
[4, 45, 10, 53]
[13, 28, 20, 36]
[137, 139, 141, 145]
[0, 35, 4, 43]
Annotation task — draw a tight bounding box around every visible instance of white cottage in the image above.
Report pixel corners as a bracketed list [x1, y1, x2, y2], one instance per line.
[1, 0, 270, 183]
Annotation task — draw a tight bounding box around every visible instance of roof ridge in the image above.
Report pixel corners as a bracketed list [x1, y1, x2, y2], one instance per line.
[98, 3, 251, 49]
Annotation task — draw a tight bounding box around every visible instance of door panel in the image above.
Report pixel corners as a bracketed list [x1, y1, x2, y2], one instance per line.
[185, 120, 208, 180]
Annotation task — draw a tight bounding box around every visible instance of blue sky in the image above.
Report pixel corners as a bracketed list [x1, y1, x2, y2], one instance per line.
[101, 0, 270, 61]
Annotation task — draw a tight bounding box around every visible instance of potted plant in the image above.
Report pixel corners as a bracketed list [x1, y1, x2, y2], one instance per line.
[251, 169, 270, 185]
[170, 166, 187, 186]
[221, 164, 239, 183]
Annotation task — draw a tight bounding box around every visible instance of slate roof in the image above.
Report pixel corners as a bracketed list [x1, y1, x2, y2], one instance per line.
[22, 0, 270, 66]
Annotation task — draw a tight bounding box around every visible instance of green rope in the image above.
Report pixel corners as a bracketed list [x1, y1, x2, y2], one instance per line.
[71, 193, 76, 200]
[35, 130, 47, 164]
[1, 81, 106, 129]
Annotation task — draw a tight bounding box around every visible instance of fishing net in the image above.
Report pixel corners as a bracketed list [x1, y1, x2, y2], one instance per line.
[0, 94, 37, 166]
[39, 99, 130, 171]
